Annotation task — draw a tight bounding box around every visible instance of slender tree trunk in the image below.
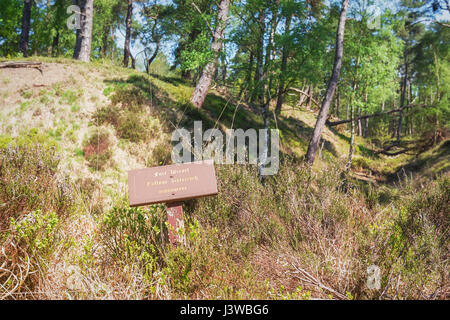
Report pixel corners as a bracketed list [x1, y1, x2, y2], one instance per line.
[190, 0, 231, 109]
[275, 13, 293, 115]
[19, 0, 33, 57]
[123, 0, 133, 67]
[101, 25, 110, 58]
[256, 10, 268, 181]
[397, 55, 408, 142]
[306, 0, 349, 166]
[364, 118, 369, 138]
[131, 54, 136, 69]
[297, 84, 308, 107]
[335, 85, 340, 117]
[307, 85, 313, 109]
[264, 1, 279, 105]
[357, 106, 362, 136]
[240, 50, 253, 101]
[146, 43, 160, 74]
[51, 31, 59, 57]
[221, 46, 227, 83]
[346, 104, 355, 171]
[74, 0, 93, 62]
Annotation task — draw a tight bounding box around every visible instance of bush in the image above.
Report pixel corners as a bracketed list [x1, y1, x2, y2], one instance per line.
[100, 205, 166, 283]
[1, 210, 60, 296]
[83, 129, 112, 170]
[149, 140, 172, 166]
[0, 129, 72, 230]
[117, 111, 152, 143]
[93, 105, 120, 127]
[110, 85, 147, 112]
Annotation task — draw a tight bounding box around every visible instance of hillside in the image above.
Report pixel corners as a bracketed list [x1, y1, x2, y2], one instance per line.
[0, 59, 448, 300]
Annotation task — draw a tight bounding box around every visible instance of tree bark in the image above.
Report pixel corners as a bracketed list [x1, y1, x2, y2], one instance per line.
[51, 31, 59, 57]
[19, 0, 33, 57]
[264, 1, 279, 105]
[123, 0, 133, 67]
[190, 0, 231, 109]
[346, 103, 355, 171]
[101, 25, 110, 58]
[335, 85, 340, 117]
[305, 0, 349, 166]
[146, 43, 160, 74]
[256, 10, 268, 181]
[397, 55, 408, 142]
[275, 13, 293, 115]
[73, 0, 93, 62]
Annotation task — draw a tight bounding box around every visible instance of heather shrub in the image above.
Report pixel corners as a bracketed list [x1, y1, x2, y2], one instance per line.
[83, 128, 112, 170]
[110, 85, 147, 112]
[0, 129, 73, 230]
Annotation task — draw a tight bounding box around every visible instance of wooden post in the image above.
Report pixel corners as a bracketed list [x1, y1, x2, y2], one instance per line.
[166, 202, 185, 245]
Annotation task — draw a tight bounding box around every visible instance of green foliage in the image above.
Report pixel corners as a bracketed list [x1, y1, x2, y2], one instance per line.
[0, 0, 22, 56]
[0, 129, 72, 231]
[93, 105, 121, 127]
[110, 85, 147, 111]
[180, 31, 214, 71]
[100, 205, 166, 282]
[61, 89, 81, 105]
[10, 210, 60, 260]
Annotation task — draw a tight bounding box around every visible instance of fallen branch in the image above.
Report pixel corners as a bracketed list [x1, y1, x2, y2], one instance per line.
[326, 104, 426, 126]
[0, 61, 43, 74]
[377, 146, 416, 156]
[288, 87, 321, 107]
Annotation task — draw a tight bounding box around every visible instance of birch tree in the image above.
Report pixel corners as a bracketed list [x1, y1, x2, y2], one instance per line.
[305, 0, 349, 166]
[190, 0, 231, 109]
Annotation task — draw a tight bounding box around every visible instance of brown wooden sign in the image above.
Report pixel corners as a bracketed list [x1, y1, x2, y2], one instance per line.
[128, 160, 218, 244]
[128, 160, 218, 207]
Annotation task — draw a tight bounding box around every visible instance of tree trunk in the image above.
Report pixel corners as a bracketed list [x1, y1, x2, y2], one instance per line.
[307, 85, 313, 109]
[221, 46, 227, 83]
[305, 0, 349, 166]
[123, 0, 133, 67]
[146, 43, 160, 74]
[346, 104, 355, 171]
[256, 10, 268, 181]
[101, 25, 110, 58]
[73, 0, 93, 62]
[264, 1, 279, 105]
[190, 0, 230, 109]
[397, 55, 408, 142]
[51, 31, 59, 57]
[357, 106, 362, 136]
[19, 0, 33, 57]
[239, 50, 253, 101]
[275, 13, 293, 115]
[335, 85, 340, 117]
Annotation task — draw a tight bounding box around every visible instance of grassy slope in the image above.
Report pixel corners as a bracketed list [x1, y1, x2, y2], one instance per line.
[0, 58, 448, 300]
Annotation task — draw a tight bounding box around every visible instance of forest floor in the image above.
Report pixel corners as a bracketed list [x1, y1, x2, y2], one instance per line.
[0, 58, 448, 300]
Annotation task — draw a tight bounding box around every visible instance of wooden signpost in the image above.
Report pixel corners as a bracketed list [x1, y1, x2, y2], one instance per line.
[128, 160, 218, 245]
